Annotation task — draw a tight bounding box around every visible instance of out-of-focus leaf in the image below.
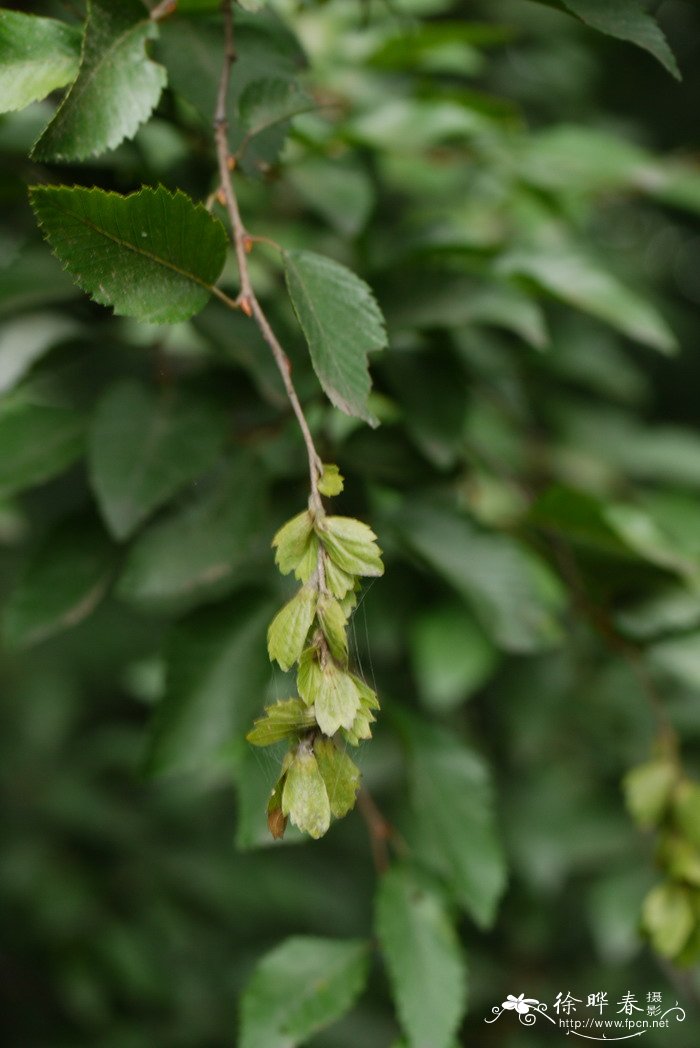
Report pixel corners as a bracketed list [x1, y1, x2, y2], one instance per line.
[148, 595, 272, 777]
[0, 313, 78, 395]
[30, 185, 228, 324]
[623, 759, 677, 830]
[642, 882, 695, 958]
[649, 632, 700, 691]
[498, 246, 677, 353]
[284, 250, 387, 426]
[88, 380, 226, 541]
[398, 713, 506, 928]
[0, 396, 84, 497]
[4, 519, 115, 648]
[239, 936, 370, 1048]
[411, 602, 498, 713]
[288, 158, 375, 238]
[117, 456, 265, 610]
[376, 865, 466, 1048]
[32, 0, 166, 161]
[398, 500, 564, 653]
[0, 10, 80, 114]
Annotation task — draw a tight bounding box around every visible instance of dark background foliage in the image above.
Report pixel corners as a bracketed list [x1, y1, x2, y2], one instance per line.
[2, 1, 700, 1045]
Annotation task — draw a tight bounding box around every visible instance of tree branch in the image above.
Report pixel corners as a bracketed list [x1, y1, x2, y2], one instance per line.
[213, 0, 323, 511]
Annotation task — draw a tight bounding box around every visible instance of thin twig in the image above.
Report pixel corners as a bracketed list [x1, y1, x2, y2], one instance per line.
[213, 0, 323, 511]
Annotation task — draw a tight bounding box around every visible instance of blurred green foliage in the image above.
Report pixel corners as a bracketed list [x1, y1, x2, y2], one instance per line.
[2, 0, 700, 1045]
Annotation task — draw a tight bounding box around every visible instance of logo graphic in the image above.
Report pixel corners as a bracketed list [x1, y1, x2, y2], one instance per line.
[485, 991, 686, 1041]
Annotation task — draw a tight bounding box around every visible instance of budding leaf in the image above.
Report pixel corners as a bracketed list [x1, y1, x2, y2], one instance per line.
[30, 184, 228, 324]
[315, 663, 361, 736]
[642, 881, 695, 959]
[295, 534, 319, 582]
[314, 737, 361, 818]
[342, 677, 378, 745]
[297, 647, 323, 706]
[316, 593, 348, 665]
[0, 10, 81, 114]
[317, 516, 384, 577]
[623, 759, 677, 830]
[318, 463, 344, 497]
[282, 749, 331, 839]
[246, 699, 316, 747]
[283, 249, 387, 426]
[32, 0, 166, 162]
[267, 586, 317, 671]
[273, 511, 314, 575]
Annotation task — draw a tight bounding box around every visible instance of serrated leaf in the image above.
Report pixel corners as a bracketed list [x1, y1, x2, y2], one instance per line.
[399, 713, 506, 928]
[239, 936, 369, 1048]
[294, 533, 319, 582]
[30, 184, 228, 324]
[0, 10, 81, 114]
[324, 556, 355, 600]
[267, 585, 317, 671]
[314, 737, 360, 818]
[247, 699, 317, 747]
[297, 646, 323, 706]
[376, 866, 467, 1048]
[316, 593, 348, 665]
[32, 0, 166, 161]
[88, 380, 226, 540]
[0, 397, 84, 497]
[284, 249, 387, 425]
[623, 759, 677, 831]
[317, 515, 384, 577]
[315, 663, 361, 736]
[117, 456, 265, 610]
[3, 518, 115, 648]
[559, 0, 680, 80]
[642, 882, 695, 958]
[272, 510, 314, 575]
[148, 596, 272, 778]
[282, 749, 331, 839]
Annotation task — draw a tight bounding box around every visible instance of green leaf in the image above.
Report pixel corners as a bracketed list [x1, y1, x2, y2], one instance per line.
[559, 0, 680, 80]
[314, 737, 361, 818]
[674, 780, 700, 849]
[324, 556, 355, 600]
[88, 380, 226, 540]
[272, 510, 314, 576]
[247, 699, 317, 747]
[399, 714, 506, 928]
[623, 760, 677, 831]
[148, 596, 272, 777]
[282, 748, 331, 839]
[289, 158, 375, 238]
[0, 10, 81, 114]
[30, 184, 228, 324]
[239, 936, 370, 1048]
[239, 76, 309, 141]
[283, 249, 387, 426]
[267, 585, 317, 671]
[315, 663, 361, 736]
[411, 603, 498, 713]
[117, 457, 265, 610]
[498, 246, 677, 353]
[32, 0, 166, 161]
[0, 396, 84, 497]
[3, 518, 115, 648]
[316, 593, 348, 665]
[399, 501, 564, 654]
[316, 515, 384, 578]
[297, 646, 324, 709]
[376, 866, 467, 1048]
[0, 313, 78, 396]
[318, 463, 344, 498]
[642, 882, 695, 958]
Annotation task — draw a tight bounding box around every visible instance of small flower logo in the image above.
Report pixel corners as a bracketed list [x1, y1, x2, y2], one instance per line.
[502, 993, 539, 1015]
